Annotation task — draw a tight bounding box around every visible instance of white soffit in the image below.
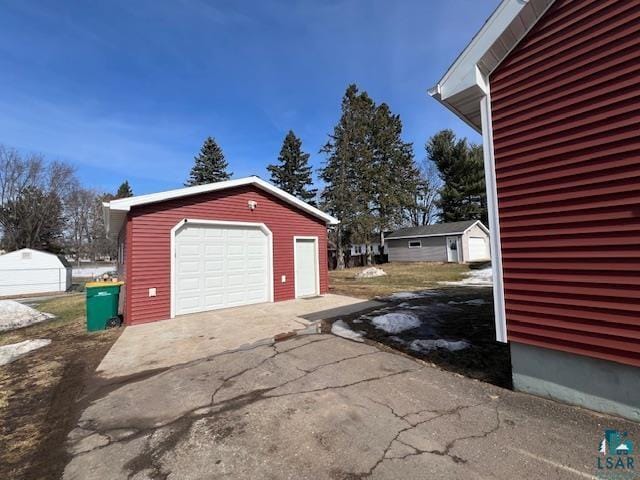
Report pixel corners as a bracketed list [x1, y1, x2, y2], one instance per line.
[429, 0, 556, 131]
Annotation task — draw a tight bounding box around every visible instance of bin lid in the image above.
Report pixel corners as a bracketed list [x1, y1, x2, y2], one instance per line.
[86, 281, 124, 288]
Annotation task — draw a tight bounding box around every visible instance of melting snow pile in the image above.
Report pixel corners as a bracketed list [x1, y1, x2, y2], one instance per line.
[0, 339, 51, 366]
[386, 291, 439, 301]
[448, 299, 487, 305]
[331, 320, 364, 342]
[356, 267, 387, 279]
[0, 300, 55, 332]
[371, 312, 421, 334]
[441, 267, 493, 287]
[409, 339, 470, 353]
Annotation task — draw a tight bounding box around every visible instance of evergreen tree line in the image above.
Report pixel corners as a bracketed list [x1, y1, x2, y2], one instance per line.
[0, 84, 486, 268]
[183, 84, 487, 269]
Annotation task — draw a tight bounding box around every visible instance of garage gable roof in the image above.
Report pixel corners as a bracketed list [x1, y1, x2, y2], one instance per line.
[428, 0, 555, 131]
[103, 176, 339, 236]
[385, 220, 488, 240]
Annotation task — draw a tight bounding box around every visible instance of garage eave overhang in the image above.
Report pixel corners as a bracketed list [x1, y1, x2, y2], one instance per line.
[428, 0, 556, 130]
[103, 176, 339, 238]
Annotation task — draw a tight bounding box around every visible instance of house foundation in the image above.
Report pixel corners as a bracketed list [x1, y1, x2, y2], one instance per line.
[510, 342, 640, 422]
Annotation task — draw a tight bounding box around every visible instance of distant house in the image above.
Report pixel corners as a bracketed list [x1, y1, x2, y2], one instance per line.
[385, 220, 490, 264]
[350, 243, 381, 257]
[0, 248, 72, 297]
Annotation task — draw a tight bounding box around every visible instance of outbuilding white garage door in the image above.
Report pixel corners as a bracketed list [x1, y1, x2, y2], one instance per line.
[174, 223, 270, 316]
[468, 237, 489, 261]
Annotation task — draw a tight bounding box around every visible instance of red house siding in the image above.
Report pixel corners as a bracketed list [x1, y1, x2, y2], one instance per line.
[121, 184, 329, 325]
[490, 0, 640, 367]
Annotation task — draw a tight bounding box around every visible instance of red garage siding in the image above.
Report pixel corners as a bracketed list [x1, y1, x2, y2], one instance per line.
[122, 184, 329, 325]
[490, 0, 640, 367]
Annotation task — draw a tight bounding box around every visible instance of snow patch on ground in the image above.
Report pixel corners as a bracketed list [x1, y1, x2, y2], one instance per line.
[371, 312, 421, 334]
[448, 299, 488, 305]
[331, 320, 364, 342]
[0, 300, 55, 332]
[356, 267, 386, 278]
[388, 336, 406, 344]
[385, 291, 439, 301]
[409, 339, 470, 353]
[0, 339, 51, 366]
[441, 267, 493, 287]
[72, 266, 116, 278]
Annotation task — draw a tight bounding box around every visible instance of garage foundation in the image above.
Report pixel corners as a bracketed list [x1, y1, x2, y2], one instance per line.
[510, 342, 640, 421]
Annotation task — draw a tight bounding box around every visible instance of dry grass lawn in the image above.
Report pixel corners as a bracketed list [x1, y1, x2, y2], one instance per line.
[0, 294, 120, 480]
[329, 262, 470, 299]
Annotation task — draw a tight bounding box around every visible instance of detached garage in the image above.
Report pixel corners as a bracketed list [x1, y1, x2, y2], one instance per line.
[103, 176, 338, 325]
[386, 220, 490, 264]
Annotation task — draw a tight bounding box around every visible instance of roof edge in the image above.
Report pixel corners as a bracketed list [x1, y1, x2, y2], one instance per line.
[429, 0, 556, 129]
[103, 177, 339, 236]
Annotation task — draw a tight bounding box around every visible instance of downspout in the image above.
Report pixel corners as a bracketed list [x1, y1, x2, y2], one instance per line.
[479, 80, 508, 343]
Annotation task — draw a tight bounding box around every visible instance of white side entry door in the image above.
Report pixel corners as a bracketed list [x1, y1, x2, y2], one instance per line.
[295, 237, 319, 297]
[446, 236, 461, 263]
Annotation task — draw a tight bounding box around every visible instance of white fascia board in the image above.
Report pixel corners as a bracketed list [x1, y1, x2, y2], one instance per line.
[436, 0, 526, 91]
[428, 0, 535, 129]
[104, 176, 339, 234]
[462, 220, 490, 236]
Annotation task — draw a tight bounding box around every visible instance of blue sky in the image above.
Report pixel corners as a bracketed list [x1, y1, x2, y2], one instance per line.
[0, 0, 498, 195]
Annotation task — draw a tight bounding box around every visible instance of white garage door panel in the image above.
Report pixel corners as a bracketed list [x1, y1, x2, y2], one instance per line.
[468, 237, 489, 261]
[175, 224, 269, 316]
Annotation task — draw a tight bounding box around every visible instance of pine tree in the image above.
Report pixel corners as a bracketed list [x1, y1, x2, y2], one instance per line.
[321, 84, 420, 266]
[320, 85, 368, 269]
[426, 130, 487, 224]
[115, 181, 133, 198]
[186, 137, 232, 186]
[370, 103, 419, 237]
[268, 131, 317, 205]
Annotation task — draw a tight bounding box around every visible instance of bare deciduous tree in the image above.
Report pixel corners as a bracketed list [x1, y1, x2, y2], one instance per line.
[405, 162, 440, 227]
[0, 146, 76, 252]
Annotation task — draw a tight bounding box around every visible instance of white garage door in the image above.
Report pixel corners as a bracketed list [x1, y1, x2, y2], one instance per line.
[468, 237, 489, 261]
[174, 224, 269, 316]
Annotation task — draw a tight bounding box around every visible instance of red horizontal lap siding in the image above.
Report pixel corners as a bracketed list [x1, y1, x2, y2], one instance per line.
[122, 185, 329, 325]
[490, 0, 640, 367]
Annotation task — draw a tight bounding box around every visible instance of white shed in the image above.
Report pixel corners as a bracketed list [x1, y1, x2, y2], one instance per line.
[0, 248, 72, 297]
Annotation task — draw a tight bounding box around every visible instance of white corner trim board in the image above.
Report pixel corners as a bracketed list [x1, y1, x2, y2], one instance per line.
[480, 90, 507, 343]
[169, 219, 274, 319]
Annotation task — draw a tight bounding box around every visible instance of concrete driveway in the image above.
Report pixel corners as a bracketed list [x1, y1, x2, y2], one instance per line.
[97, 294, 382, 378]
[65, 333, 639, 479]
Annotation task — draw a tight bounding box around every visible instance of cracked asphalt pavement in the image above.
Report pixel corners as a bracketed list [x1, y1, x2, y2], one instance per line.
[63, 334, 640, 479]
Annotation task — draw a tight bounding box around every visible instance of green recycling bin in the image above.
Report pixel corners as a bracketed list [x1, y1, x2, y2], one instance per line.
[85, 282, 124, 331]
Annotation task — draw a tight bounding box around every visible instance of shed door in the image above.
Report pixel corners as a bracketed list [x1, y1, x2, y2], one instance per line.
[295, 238, 318, 297]
[174, 224, 269, 316]
[468, 237, 489, 261]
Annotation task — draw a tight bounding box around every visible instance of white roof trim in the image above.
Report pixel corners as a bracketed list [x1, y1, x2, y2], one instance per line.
[388, 220, 489, 241]
[103, 176, 339, 237]
[428, 0, 556, 131]
[462, 220, 490, 235]
[387, 232, 467, 241]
